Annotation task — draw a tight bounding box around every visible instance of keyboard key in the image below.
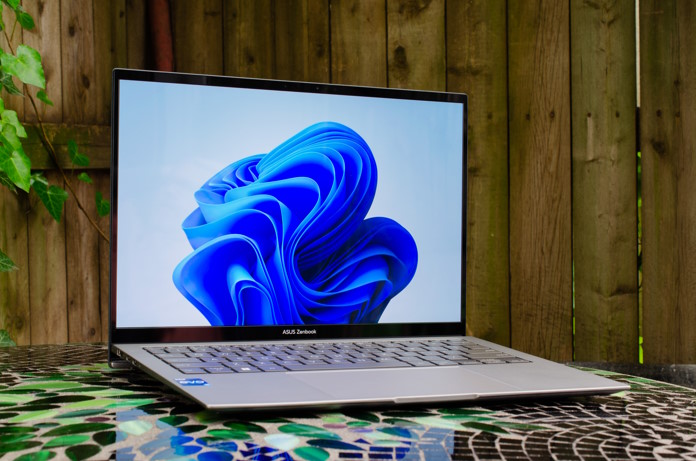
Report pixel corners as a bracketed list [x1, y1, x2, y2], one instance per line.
[165, 357, 203, 363]
[454, 359, 482, 365]
[165, 347, 190, 353]
[200, 357, 228, 363]
[177, 367, 207, 374]
[205, 366, 234, 373]
[284, 363, 348, 371]
[189, 346, 217, 353]
[427, 359, 459, 366]
[229, 365, 259, 373]
[226, 361, 254, 368]
[257, 365, 285, 372]
[145, 347, 166, 353]
[350, 358, 376, 364]
[154, 352, 186, 358]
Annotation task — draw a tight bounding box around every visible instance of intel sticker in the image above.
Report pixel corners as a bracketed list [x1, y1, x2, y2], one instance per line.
[176, 378, 209, 387]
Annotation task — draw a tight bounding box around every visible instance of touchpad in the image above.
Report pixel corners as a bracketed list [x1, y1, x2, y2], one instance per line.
[292, 367, 517, 402]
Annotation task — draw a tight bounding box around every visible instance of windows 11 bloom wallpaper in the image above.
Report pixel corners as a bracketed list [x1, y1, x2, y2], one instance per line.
[172, 122, 418, 326]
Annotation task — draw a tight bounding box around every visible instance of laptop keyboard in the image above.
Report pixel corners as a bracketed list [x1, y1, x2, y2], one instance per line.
[145, 338, 529, 375]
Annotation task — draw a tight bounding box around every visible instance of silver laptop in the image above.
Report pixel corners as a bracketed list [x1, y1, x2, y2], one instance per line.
[109, 69, 627, 410]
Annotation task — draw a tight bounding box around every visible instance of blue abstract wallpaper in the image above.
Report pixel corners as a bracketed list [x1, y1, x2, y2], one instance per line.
[172, 122, 418, 326]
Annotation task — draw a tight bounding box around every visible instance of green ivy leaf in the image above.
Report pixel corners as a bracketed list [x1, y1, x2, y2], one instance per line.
[0, 169, 16, 191]
[0, 138, 31, 192]
[0, 70, 23, 96]
[77, 172, 92, 184]
[2, 0, 21, 10]
[1, 109, 27, 138]
[1, 124, 22, 150]
[0, 329, 16, 346]
[0, 250, 18, 273]
[36, 89, 53, 106]
[67, 140, 89, 167]
[31, 173, 67, 222]
[95, 191, 110, 217]
[30, 171, 48, 187]
[15, 8, 35, 30]
[0, 44, 46, 89]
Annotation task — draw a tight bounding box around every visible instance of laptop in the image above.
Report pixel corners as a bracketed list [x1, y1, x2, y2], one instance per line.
[109, 69, 628, 410]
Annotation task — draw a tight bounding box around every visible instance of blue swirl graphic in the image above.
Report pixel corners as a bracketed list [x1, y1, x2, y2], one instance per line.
[172, 122, 417, 326]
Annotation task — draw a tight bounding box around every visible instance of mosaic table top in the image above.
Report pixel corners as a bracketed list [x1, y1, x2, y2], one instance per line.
[1, 344, 695, 460]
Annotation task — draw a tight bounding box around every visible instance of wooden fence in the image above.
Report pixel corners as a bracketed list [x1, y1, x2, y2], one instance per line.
[0, 0, 694, 364]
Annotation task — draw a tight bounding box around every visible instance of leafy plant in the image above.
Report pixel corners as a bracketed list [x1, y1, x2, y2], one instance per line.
[0, 328, 15, 346]
[0, 0, 109, 272]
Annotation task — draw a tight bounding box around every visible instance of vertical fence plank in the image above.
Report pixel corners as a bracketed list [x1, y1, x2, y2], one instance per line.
[508, 0, 572, 361]
[223, 0, 274, 78]
[23, 0, 62, 123]
[275, 0, 330, 82]
[65, 176, 101, 342]
[221, 0, 241, 75]
[96, 172, 111, 342]
[94, 0, 128, 125]
[93, 0, 124, 335]
[172, 0, 224, 75]
[92, 0, 125, 337]
[387, 0, 445, 91]
[28, 171, 68, 345]
[61, 0, 101, 342]
[0, 189, 29, 345]
[571, 0, 638, 362]
[2, 6, 24, 118]
[61, 0, 97, 123]
[23, 0, 67, 344]
[330, 0, 387, 86]
[447, 0, 510, 345]
[126, 0, 147, 69]
[641, 1, 696, 364]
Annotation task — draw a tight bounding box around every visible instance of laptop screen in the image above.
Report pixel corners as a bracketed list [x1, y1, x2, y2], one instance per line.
[111, 70, 466, 341]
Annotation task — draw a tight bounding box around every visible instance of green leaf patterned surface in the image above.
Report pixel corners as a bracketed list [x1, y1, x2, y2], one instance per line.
[0, 344, 694, 460]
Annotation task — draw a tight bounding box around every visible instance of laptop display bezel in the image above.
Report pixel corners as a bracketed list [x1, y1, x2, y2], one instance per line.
[109, 68, 467, 345]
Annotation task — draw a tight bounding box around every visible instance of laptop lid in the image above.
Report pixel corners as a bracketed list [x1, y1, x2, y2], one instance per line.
[110, 69, 467, 347]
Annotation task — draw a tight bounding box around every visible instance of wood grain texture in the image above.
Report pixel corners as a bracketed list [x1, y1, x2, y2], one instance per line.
[22, 0, 62, 123]
[571, 0, 638, 362]
[0, 187, 29, 345]
[640, 0, 696, 363]
[61, 0, 97, 123]
[172, 0, 224, 74]
[2, 6, 24, 118]
[126, 0, 147, 69]
[28, 170, 68, 345]
[387, 0, 445, 90]
[508, 0, 573, 361]
[223, 0, 274, 78]
[275, 0, 330, 82]
[94, 0, 128, 124]
[330, 0, 387, 86]
[447, 0, 510, 345]
[96, 172, 111, 343]
[65, 176, 101, 342]
[24, 124, 111, 170]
